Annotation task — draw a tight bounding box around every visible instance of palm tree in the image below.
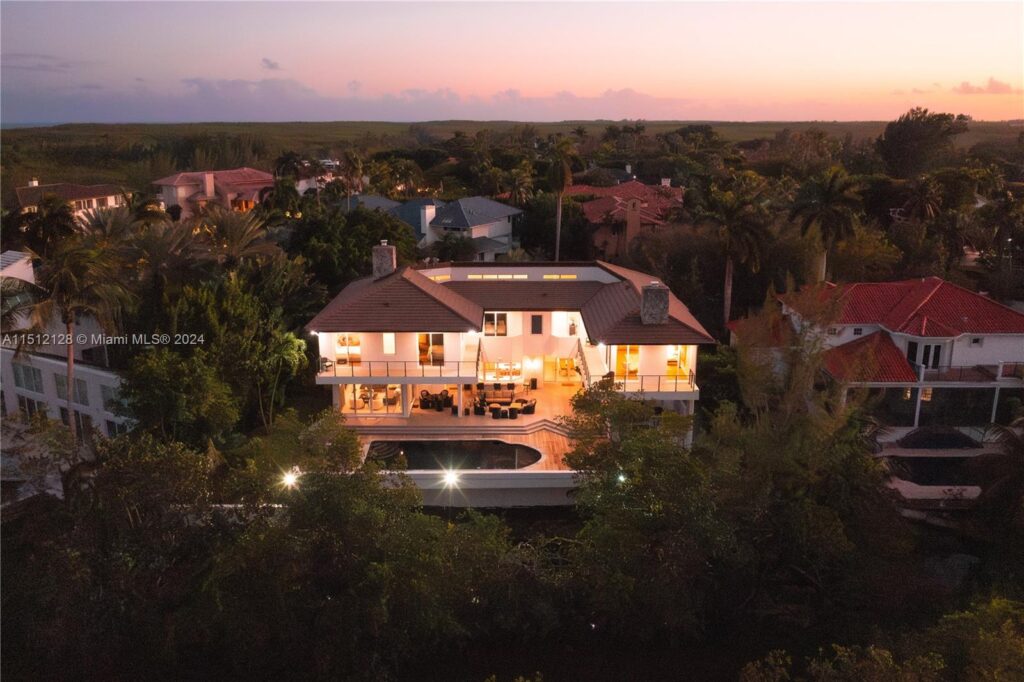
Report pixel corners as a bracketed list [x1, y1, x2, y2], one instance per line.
[78, 206, 139, 265]
[18, 194, 77, 259]
[508, 160, 534, 206]
[390, 159, 423, 198]
[1, 276, 44, 333]
[930, 208, 972, 272]
[341, 151, 365, 211]
[789, 166, 862, 281]
[274, 151, 305, 178]
[902, 174, 943, 223]
[696, 182, 771, 328]
[196, 206, 280, 270]
[29, 237, 133, 449]
[545, 137, 578, 262]
[132, 220, 202, 322]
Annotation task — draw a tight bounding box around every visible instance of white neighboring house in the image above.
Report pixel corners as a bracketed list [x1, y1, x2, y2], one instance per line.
[306, 243, 713, 506]
[0, 250, 129, 439]
[15, 178, 129, 218]
[418, 197, 522, 261]
[733, 277, 1024, 441]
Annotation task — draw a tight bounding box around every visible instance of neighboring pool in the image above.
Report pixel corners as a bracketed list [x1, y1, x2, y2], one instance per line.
[886, 456, 986, 486]
[367, 440, 542, 470]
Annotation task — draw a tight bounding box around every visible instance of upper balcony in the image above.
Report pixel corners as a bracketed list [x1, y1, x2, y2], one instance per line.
[576, 340, 698, 396]
[914, 362, 1024, 384]
[316, 338, 481, 384]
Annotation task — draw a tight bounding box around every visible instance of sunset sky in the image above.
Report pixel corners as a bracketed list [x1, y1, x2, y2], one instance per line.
[1, 1, 1021, 123]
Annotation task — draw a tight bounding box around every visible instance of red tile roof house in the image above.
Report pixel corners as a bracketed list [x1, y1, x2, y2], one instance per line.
[152, 167, 274, 219]
[732, 277, 1024, 445]
[15, 178, 129, 217]
[566, 180, 684, 260]
[305, 242, 714, 506]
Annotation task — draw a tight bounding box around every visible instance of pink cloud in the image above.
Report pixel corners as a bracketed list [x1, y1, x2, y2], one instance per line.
[953, 77, 1021, 95]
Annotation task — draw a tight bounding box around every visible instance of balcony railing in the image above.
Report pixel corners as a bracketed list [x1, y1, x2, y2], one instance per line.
[318, 358, 478, 379]
[913, 362, 1024, 383]
[594, 371, 696, 393]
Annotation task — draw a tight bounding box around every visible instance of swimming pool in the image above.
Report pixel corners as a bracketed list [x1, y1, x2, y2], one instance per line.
[367, 440, 542, 470]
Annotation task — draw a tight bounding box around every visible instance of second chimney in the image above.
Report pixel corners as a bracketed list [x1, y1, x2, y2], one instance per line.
[372, 240, 397, 279]
[640, 282, 670, 325]
[203, 172, 215, 198]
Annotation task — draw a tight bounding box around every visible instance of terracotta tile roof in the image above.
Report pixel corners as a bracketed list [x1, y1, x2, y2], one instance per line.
[791, 277, 1024, 337]
[306, 267, 483, 332]
[823, 331, 919, 383]
[15, 182, 125, 208]
[566, 180, 683, 226]
[152, 167, 274, 188]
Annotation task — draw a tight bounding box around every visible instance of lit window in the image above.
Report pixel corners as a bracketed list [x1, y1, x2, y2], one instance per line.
[513, 274, 528, 280]
[496, 274, 514, 280]
[467, 274, 483, 280]
[382, 332, 396, 355]
[921, 388, 933, 402]
[484, 312, 508, 336]
[429, 274, 451, 282]
[542, 274, 578, 280]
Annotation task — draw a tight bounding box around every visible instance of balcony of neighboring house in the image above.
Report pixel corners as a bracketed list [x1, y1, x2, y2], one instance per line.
[913, 361, 1024, 384]
[316, 334, 481, 384]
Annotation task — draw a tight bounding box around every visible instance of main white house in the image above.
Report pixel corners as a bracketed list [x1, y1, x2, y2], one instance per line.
[306, 243, 714, 505]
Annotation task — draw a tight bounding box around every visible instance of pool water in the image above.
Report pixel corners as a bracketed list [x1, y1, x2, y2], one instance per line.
[368, 440, 542, 470]
[886, 457, 985, 486]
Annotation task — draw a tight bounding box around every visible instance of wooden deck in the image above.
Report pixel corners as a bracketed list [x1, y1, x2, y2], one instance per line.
[351, 382, 581, 472]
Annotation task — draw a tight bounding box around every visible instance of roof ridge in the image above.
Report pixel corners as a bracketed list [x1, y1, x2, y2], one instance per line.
[883, 277, 943, 331]
[400, 268, 481, 327]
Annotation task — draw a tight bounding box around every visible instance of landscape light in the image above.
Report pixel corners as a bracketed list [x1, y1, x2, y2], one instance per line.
[617, 473, 627, 484]
[443, 470, 460, 487]
[281, 468, 301, 489]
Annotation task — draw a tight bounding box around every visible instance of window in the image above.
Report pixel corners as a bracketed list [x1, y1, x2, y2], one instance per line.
[418, 333, 444, 366]
[382, 332, 396, 355]
[12, 363, 44, 393]
[106, 420, 129, 437]
[100, 384, 119, 412]
[97, 197, 109, 208]
[483, 312, 508, 336]
[60, 407, 92, 434]
[55, 374, 89, 405]
[921, 387, 934, 402]
[826, 327, 839, 336]
[667, 345, 686, 376]
[82, 345, 107, 365]
[970, 337, 983, 347]
[921, 343, 942, 370]
[853, 328, 863, 336]
[18, 395, 46, 418]
[906, 341, 919, 363]
[335, 334, 361, 365]
[615, 345, 640, 377]
[542, 274, 578, 280]
[531, 315, 543, 335]
[428, 274, 451, 282]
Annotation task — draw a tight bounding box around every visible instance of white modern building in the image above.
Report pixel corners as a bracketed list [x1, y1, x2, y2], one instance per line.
[306, 242, 713, 505]
[0, 250, 129, 439]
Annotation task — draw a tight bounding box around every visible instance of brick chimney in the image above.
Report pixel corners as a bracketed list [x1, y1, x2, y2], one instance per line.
[640, 282, 670, 325]
[203, 172, 215, 198]
[372, 240, 397, 279]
